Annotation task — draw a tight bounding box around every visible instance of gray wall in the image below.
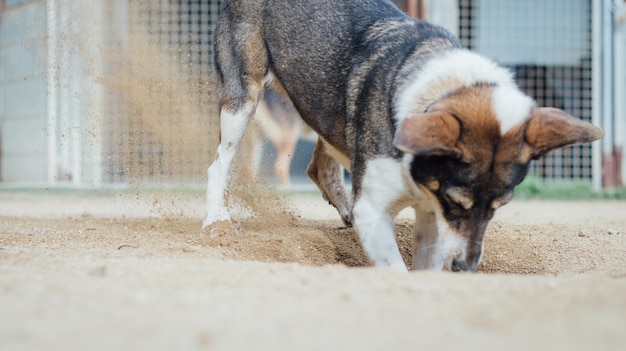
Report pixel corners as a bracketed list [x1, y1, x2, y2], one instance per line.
[0, 3, 48, 182]
[475, 0, 589, 66]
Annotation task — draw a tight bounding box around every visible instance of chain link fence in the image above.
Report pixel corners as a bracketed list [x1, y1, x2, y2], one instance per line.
[102, 0, 223, 184]
[107, 0, 597, 184]
[459, 0, 595, 180]
[0, 0, 605, 185]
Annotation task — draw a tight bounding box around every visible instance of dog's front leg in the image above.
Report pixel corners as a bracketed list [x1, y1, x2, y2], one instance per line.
[352, 158, 408, 272]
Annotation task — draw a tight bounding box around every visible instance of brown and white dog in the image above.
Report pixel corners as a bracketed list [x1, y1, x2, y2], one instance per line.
[203, 0, 603, 272]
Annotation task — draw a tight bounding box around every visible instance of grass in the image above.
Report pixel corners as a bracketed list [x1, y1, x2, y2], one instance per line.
[514, 176, 626, 200]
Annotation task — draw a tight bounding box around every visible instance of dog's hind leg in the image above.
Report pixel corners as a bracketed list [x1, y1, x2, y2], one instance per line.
[307, 138, 353, 227]
[203, 8, 268, 230]
[203, 104, 258, 228]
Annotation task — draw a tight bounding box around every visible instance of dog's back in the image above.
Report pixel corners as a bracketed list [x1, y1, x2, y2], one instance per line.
[216, 0, 457, 157]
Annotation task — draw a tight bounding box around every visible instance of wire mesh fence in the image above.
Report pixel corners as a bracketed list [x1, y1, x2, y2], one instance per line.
[0, 0, 603, 185]
[102, 0, 223, 184]
[105, 0, 596, 184]
[459, 0, 595, 180]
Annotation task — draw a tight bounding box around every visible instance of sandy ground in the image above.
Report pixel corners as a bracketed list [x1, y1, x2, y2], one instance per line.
[1, 189, 625, 351]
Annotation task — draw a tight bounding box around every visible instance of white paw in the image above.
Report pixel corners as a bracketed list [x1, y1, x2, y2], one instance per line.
[388, 261, 409, 273]
[202, 212, 231, 229]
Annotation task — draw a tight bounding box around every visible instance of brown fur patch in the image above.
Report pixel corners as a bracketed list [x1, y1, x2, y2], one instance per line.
[418, 85, 543, 191]
[398, 84, 533, 177]
[394, 111, 461, 157]
[498, 119, 532, 164]
[430, 85, 501, 169]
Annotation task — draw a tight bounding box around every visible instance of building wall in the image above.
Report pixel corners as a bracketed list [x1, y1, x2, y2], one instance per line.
[617, 1, 626, 184]
[475, 0, 589, 66]
[0, 1, 48, 182]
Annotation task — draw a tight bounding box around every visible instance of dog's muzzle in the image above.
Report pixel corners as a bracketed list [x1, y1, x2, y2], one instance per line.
[450, 259, 476, 272]
[450, 249, 484, 272]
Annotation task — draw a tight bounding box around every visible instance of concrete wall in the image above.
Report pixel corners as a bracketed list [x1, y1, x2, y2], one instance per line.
[0, 2, 48, 182]
[475, 0, 589, 66]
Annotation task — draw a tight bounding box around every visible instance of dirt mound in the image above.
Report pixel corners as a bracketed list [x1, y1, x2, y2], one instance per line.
[188, 218, 626, 276]
[3, 213, 623, 276]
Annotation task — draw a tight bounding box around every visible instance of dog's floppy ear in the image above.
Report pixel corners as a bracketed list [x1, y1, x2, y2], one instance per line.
[393, 111, 461, 158]
[524, 107, 604, 159]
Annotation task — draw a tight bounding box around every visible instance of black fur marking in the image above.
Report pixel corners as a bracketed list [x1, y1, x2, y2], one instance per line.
[410, 154, 530, 266]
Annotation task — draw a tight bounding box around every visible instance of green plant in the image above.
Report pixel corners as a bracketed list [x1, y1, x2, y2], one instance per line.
[514, 177, 626, 200]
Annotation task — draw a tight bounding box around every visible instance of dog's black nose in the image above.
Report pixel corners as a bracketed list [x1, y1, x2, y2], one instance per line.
[451, 259, 471, 272]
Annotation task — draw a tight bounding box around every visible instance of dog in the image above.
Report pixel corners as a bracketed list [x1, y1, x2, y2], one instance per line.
[252, 88, 316, 186]
[203, 0, 603, 272]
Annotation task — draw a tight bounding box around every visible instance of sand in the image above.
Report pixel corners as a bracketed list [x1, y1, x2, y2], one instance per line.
[0, 191, 625, 351]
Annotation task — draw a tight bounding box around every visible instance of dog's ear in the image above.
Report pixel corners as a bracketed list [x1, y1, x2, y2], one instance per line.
[393, 111, 461, 158]
[524, 107, 604, 159]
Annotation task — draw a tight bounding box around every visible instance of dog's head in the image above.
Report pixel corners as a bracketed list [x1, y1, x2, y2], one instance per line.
[394, 84, 603, 272]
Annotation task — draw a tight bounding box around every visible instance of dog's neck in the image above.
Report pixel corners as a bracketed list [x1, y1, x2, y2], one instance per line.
[393, 48, 516, 125]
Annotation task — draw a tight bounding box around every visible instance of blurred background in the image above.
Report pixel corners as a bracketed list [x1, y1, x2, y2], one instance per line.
[0, 0, 624, 191]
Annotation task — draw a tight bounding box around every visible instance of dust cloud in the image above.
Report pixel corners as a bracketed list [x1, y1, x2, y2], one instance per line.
[60, 1, 295, 225]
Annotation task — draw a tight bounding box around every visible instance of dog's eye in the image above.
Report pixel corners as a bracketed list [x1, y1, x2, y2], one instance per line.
[445, 187, 473, 210]
[492, 192, 514, 209]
